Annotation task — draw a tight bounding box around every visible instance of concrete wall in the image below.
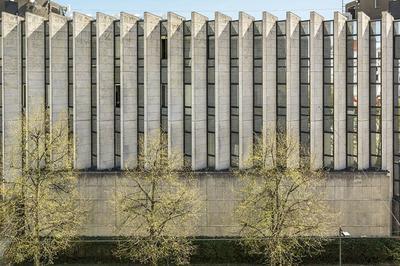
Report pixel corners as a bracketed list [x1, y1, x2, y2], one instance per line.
[96, 13, 115, 170]
[2, 12, 22, 181]
[286, 12, 300, 168]
[358, 12, 370, 170]
[334, 12, 347, 170]
[238, 12, 253, 169]
[214, 12, 231, 170]
[310, 12, 324, 170]
[191, 12, 208, 170]
[25, 12, 45, 118]
[143, 12, 161, 154]
[49, 13, 68, 132]
[78, 171, 391, 237]
[382, 12, 394, 173]
[262, 12, 277, 166]
[167, 12, 184, 164]
[73, 12, 92, 169]
[120, 12, 139, 169]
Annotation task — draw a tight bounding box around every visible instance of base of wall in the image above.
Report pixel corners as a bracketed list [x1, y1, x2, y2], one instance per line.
[52, 237, 400, 265]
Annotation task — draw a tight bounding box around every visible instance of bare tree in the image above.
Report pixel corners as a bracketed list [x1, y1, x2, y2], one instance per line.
[0, 110, 86, 266]
[114, 133, 201, 266]
[235, 133, 332, 266]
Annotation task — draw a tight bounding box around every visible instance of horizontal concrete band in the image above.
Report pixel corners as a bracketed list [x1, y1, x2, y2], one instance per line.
[79, 171, 390, 237]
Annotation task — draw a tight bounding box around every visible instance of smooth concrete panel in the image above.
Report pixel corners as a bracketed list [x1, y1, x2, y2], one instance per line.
[143, 12, 161, 154]
[262, 12, 277, 167]
[310, 12, 324, 170]
[25, 13, 45, 119]
[167, 12, 184, 166]
[73, 12, 92, 169]
[78, 171, 391, 237]
[215, 12, 231, 170]
[334, 12, 347, 170]
[120, 12, 139, 169]
[2, 12, 22, 180]
[357, 12, 370, 170]
[286, 12, 300, 168]
[238, 12, 254, 169]
[191, 12, 208, 170]
[49, 13, 68, 139]
[382, 12, 394, 235]
[381, 12, 394, 174]
[96, 13, 115, 170]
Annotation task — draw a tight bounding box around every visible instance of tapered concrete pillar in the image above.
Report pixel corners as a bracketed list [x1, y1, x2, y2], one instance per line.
[334, 12, 347, 170]
[214, 12, 231, 170]
[120, 12, 139, 169]
[25, 13, 45, 119]
[2, 13, 22, 180]
[73, 12, 92, 169]
[191, 12, 208, 170]
[144, 12, 161, 154]
[286, 12, 300, 168]
[357, 12, 370, 170]
[168, 12, 184, 165]
[49, 13, 68, 138]
[238, 12, 254, 169]
[310, 12, 324, 170]
[382, 12, 394, 173]
[262, 12, 277, 167]
[96, 13, 115, 170]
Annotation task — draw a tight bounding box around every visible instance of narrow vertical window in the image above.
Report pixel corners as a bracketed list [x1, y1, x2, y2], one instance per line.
[90, 21, 97, 169]
[300, 20, 310, 161]
[137, 20, 144, 159]
[160, 21, 168, 141]
[44, 20, 50, 113]
[183, 21, 192, 167]
[21, 20, 26, 168]
[0, 19, 3, 172]
[114, 20, 121, 169]
[346, 20, 358, 169]
[393, 20, 400, 226]
[67, 20, 73, 154]
[323, 20, 335, 169]
[206, 21, 215, 169]
[370, 20, 382, 169]
[230, 20, 239, 168]
[21, 21, 26, 114]
[253, 20, 263, 145]
[276, 20, 287, 135]
[44, 20, 50, 161]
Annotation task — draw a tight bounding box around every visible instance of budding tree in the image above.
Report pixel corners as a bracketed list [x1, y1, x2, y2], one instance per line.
[235, 133, 332, 266]
[114, 133, 201, 265]
[0, 110, 86, 266]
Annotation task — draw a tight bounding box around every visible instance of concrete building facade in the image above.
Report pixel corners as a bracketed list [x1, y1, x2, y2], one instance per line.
[0, 10, 399, 237]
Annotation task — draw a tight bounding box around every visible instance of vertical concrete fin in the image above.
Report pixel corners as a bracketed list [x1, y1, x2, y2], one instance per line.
[167, 12, 184, 166]
[2, 12, 22, 181]
[25, 12, 45, 120]
[334, 11, 347, 170]
[49, 13, 68, 147]
[238, 11, 254, 169]
[144, 12, 161, 155]
[73, 12, 93, 169]
[96, 12, 115, 170]
[357, 11, 370, 170]
[382, 12, 394, 174]
[214, 11, 231, 170]
[191, 12, 208, 170]
[286, 12, 301, 168]
[262, 11, 278, 168]
[310, 12, 324, 170]
[120, 12, 139, 169]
